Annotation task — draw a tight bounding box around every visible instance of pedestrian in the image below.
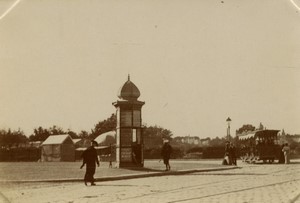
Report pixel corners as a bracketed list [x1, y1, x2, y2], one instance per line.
[132, 144, 138, 165]
[161, 139, 173, 171]
[109, 154, 113, 168]
[224, 141, 231, 165]
[278, 144, 285, 164]
[229, 143, 237, 165]
[282, 143, 290, 164]
[109, 144, 113, 168]
[80, 140, 100, 186]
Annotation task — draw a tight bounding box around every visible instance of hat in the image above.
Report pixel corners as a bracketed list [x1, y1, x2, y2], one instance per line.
[91, 140, 98, 146]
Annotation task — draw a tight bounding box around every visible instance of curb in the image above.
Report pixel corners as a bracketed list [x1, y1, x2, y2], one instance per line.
[0, 166, 239, 184]
[96, 166, 240, 182]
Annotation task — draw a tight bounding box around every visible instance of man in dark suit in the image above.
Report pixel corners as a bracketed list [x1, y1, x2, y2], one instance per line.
[80, 140, 99, 186]
[161, 139, 173, 171]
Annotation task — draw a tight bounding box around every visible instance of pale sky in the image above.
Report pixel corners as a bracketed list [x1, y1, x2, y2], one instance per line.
[0, 0, 299, 138]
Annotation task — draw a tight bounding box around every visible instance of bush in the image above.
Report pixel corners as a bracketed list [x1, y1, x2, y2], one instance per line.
[187, 147, 203, 153]
[144, 147, 184, 159]
[0, 147, 41, 162]
[202, 147, 225, 158]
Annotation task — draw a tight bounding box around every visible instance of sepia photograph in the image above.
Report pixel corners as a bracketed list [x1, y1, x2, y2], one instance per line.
[0, 0, 300, 202]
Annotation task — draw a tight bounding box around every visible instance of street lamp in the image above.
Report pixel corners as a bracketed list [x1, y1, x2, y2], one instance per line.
[226, 117, 231, 141]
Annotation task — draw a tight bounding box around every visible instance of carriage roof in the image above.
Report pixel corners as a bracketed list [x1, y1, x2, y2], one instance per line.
[238, 130, 280, 140]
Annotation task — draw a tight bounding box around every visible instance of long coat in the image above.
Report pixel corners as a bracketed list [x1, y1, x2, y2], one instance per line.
[161, 143, 173, 163]
[82, 146, 99, 182]
[82, 146, 99, 166]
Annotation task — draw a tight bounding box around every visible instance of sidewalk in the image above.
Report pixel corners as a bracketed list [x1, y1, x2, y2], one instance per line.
[0, 160, 239, 183]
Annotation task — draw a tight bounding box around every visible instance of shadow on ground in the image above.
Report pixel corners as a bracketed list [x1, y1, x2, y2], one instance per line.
[121, 167, 164, 172]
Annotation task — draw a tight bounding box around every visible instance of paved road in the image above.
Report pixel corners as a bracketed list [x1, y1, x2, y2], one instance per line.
[1, 162, 300, 203]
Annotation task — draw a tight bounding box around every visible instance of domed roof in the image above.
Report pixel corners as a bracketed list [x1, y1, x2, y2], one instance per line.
[94, 131, 116, 145]
[118, 75, 140, 100]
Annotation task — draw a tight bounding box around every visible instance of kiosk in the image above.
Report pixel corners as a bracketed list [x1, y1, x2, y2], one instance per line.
[113, 75, 145, 167]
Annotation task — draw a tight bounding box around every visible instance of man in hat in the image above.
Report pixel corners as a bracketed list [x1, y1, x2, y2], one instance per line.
[161, 139, 173, 171]
[80, 140, 99, 186]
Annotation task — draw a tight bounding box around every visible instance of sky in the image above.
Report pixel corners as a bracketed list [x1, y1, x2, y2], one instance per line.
[0, 0, 300, 138]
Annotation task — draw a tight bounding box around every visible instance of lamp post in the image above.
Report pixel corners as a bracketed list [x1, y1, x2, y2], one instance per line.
[226, 117, 231, 141]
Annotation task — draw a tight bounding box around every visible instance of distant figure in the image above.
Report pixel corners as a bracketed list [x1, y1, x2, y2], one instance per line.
[161, 140, 173, 171]
[282, 143, 290, 164]
[80, 140, 99, 186]
[229, 143, 237, 165]
[224, 141, 231, 165]
[132, 151, 137, 164]
[109, 154, 113, 168]
[222, 155, 228, 165]
[278, 144, 285, 164]
[109, 144, 113, 168]
[132, 144, 138, 165]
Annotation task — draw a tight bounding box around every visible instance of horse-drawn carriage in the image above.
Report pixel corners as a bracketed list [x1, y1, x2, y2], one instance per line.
[238, 129, 281, 163]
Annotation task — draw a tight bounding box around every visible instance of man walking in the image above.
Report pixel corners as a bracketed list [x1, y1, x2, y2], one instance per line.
[161, 139, 173, 171]
[80, 140, 99, 186]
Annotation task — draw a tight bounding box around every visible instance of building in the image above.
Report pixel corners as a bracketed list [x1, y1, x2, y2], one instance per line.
[173, 136, 200, 145]
[200, 138, 211, 146]
[173, 136, 211, 146]
[41, 134, 75, 162]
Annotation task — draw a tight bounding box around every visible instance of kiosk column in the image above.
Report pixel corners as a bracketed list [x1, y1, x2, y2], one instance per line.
[113, 76, 145, 168]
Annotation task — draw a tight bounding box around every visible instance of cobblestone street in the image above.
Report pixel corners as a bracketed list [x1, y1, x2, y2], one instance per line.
[1, 161, 300, 203]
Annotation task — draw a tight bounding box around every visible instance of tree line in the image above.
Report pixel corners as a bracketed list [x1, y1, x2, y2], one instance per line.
[1, 117, 299, 158]
[0, 114, 174, 148]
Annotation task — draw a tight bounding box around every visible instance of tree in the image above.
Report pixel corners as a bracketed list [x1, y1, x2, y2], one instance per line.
[236, 124, 256, 134]
[78, 130, 90, 139]
[283, 134, 299, 149]
[29, 125, 67, 142]
[49, 125, 65, 135]
[143, 125, 173, 139]
[143, 125, 173, 148]
[209, 136, 226, 147]
[90, 114, 116, 139]
[67, 129, 78, 139]
[0, 128, 28, 148]
[29, 127, 50, 141]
